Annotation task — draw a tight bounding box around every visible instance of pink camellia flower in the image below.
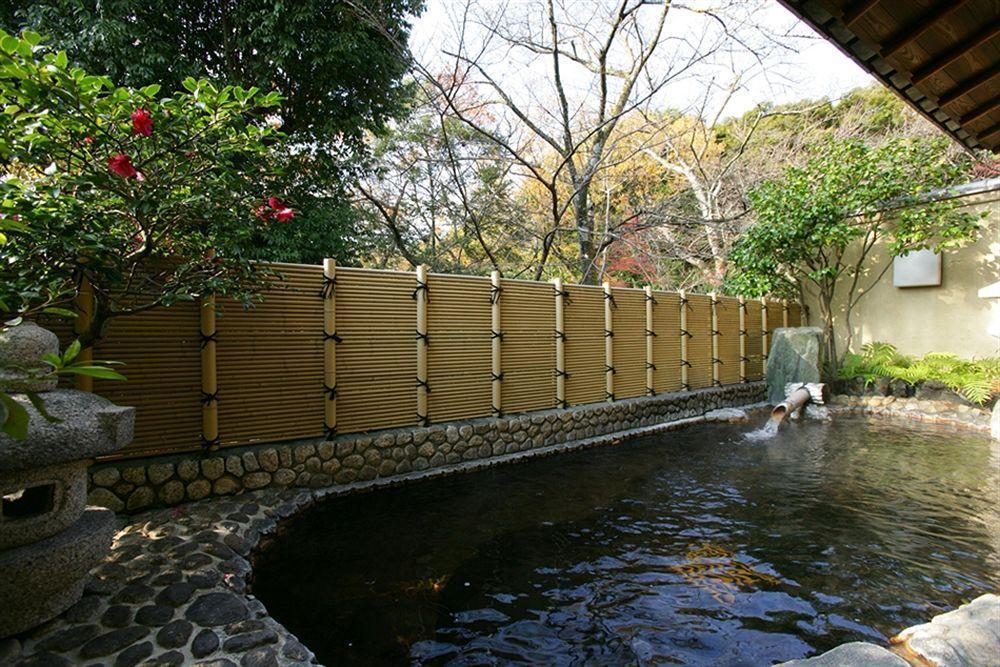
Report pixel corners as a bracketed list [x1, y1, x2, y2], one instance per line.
[274, 207, 295, 222]
[255, 204, 272, 222]
[267, 197, 284, 210]
[108, 153, 138, 179]
[131, 108, 153, 136]
[83, 136, 94, 145]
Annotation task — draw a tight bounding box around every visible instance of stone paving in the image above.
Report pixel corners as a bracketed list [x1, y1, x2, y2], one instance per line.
[826, 394, 993, 434]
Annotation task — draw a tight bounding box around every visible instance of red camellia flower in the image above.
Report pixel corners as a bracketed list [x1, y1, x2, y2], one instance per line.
[258, 196, 294, 222]
[108, 154, 138, 179]
[131, 108, 153, 136]
[83, 136, 94, 145]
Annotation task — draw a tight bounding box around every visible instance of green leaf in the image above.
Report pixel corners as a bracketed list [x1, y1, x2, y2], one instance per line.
[26, 392, 61, 424]
[63, 339, 81, 363]
[43, 307, 78, 318]
[61, 365, 127, 381]
[0, 392, 29, 440]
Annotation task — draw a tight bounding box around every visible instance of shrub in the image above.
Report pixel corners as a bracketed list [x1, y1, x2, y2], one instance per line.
[839, 342, 999, 405]
[0, 29, 291, 344]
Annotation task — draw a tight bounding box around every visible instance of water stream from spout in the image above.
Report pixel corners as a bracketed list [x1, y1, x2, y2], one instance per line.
[744, 418, 780, 441]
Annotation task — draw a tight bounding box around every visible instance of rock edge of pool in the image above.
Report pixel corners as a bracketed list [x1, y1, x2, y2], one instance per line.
[4, 406, 997, 667]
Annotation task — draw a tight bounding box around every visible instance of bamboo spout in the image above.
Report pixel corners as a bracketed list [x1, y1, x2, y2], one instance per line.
[771, 383, 827, 423]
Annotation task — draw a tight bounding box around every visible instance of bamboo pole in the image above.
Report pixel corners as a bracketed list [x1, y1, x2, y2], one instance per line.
[73, 278, 94, 392]
[679, 289, 689, 391]
[200, 294, 219, 451]
[738, 296, 747, 383]
[323, 259, 337, 438]
[710, 292, 720, 387]
[782, 299, 790, 328]
[553, 278, 566, 409]
[762, 300, 770, 367]
[415, 264, 429, 425]
[603, 281, 614, 402]
[490, 270, 502, 417]
[644, 286, 654, 396]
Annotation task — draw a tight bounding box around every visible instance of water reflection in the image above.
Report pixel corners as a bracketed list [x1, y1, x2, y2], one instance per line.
[252, 419, 999, 666]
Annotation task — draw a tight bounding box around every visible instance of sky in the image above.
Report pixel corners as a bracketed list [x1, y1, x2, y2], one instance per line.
[409, 0, 877, 120]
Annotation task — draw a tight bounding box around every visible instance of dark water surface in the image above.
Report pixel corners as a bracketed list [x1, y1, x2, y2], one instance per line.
[252, 418, 999, 666]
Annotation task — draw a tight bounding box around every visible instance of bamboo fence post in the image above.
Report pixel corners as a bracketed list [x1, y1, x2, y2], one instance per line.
[761, 300, 770, 367]
[738, 296, 747, 383]
[644, 286, 655, 396]
[200, 294, 219, 451]
[710, 292, 721, 387]
[415, 265, 429, 426]
[73, 278, 95, 392]
[782, 299, 790, 328]
[603, 281, 615, 402]
[553, 278, 566, 409]
[323, 259, 338, 438]
[490, 270, 503, 417]
[679, 289, 690, 391]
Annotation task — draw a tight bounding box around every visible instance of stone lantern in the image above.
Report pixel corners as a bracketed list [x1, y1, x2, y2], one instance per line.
[0, 322, 135, 637]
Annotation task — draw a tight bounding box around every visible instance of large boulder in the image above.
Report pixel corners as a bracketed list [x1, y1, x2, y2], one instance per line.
[890, 593, 1000, 665]
[766, 327, 823, 405]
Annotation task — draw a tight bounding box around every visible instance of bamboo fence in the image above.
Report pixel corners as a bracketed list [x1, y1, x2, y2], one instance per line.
[54, 263, 800, 459]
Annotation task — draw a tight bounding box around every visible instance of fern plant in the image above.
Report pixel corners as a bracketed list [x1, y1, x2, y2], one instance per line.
[838, 342, 999, 406]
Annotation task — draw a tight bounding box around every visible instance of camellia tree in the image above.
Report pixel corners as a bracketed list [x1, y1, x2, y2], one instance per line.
[0, 29, 295, 436]
[0, 30, 293, 341]
[726, 136, 983, 370]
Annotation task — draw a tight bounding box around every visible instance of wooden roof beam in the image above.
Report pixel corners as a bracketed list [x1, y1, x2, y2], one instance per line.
[881, 0, 972, 60]
[842, 0, 881, 27]
[937, 63, 1000, 107]
[912, 20, 1000, 85]
[960, 94, 1000, 125]
[978, 121, 1000, 142]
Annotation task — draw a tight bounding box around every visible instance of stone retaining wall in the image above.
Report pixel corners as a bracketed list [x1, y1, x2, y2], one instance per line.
[87, 383, 766, 512]
[826, 394, 992, 434]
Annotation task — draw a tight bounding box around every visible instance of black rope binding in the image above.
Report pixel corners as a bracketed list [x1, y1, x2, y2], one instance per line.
[491, 405, 503, 417]
[412, 277, 429, 302]
[199, 331, 218, 349]
[415, 331, 430, 345]
[739, 356, 751, 363]
[490, 282, 502, 304]
[711, 329, 723, 336]
[324, 383, 337, 400]
[605, 391, 615, 401]
[554, 330, 567, 341]
[556, 398, 568, 409]
[712, 357, 724, 365]
[604, 364, 616, 374]
[646, 362, 656, 370]
[200, 391, 218, 406]
[645, 292, 658, 304]
[491, 372, 504, 382]
[416, 412, 430, 427]
[604, 329, 614, 338]
[680, 359, 692, 367]
[739, 329, 748, 337]
[415, 378, 431, 393]
[739, 301, 748, 313]
[682, 383, 691, 391]
[323, 331, 343, 343]
[323, 423, 337, 440]
[645, 329, 657, 337]
[713, 379, 723, 387]
[554, 368, 570, 379]
[491, 330, 505, 341]
[201, 435, 221, 452]
[680, 329, 693, 338]
[320, 274, 337, 299]
[679, 296, 691, 309]
[646, 387, 655, 396]
[552, 285, 571, 301]
[603, 291, 617, 309]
